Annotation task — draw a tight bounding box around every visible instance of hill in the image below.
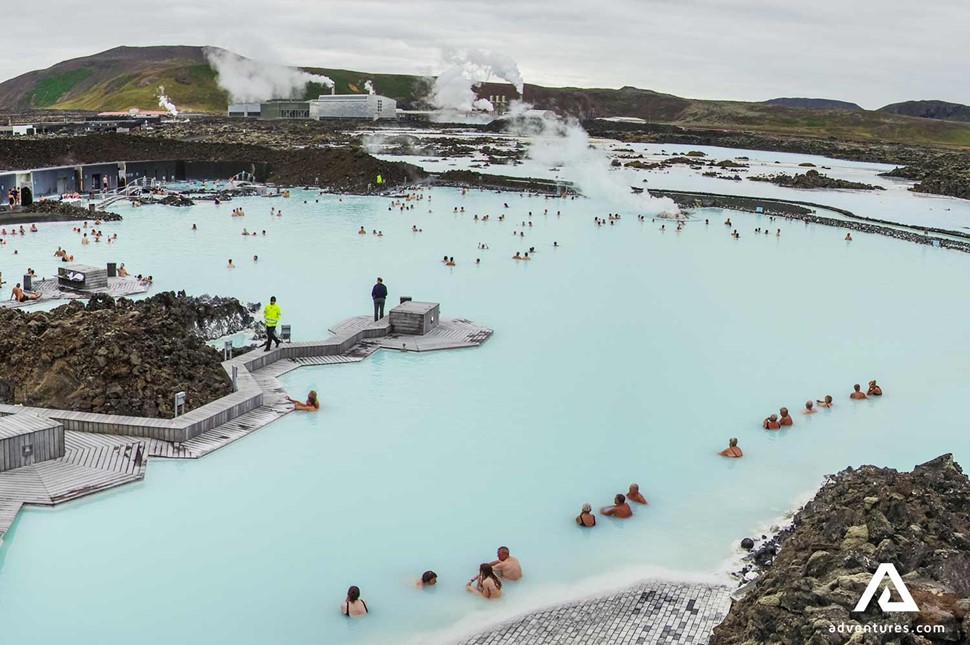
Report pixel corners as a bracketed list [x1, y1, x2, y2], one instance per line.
[763, 97, 862, 110]
[2, 46, 970, 148]
[878, 99, 970, 123]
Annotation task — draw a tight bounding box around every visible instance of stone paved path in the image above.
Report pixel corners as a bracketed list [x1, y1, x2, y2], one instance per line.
[457, 581, 732, 645]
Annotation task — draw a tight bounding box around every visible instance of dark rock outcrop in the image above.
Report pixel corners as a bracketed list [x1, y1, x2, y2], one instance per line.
[18, 200, 122, 221]
[749, 169, 884, 191]
[879, 100, 970, 123]
[158, 194, 195, 207]
[0, 292, 244, 416]
[711, 455, 970, 645]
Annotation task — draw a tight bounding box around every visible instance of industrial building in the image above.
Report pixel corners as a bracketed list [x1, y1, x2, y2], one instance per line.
[228, 94, 397, 121]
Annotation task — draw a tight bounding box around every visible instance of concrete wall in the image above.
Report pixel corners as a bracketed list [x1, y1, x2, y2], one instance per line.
[125, 160, 182, 183]
[31, 167, 79, 198]
[80, 163, 122, 193]
[184, 161, 269, 183]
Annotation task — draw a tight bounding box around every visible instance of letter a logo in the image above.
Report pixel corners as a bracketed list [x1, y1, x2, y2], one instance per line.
[853, 563, 919, 612]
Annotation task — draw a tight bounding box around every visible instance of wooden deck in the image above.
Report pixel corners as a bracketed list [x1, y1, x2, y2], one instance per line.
[0, 313, 492, 545]
[0, 276, 150, 310]
[0, 432, 146, 544]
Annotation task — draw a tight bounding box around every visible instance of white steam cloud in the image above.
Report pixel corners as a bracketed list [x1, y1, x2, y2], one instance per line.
[157, 86, 178, 117]
[364, 80, 375, 95]
[205, 47, 335, 103]
[430, 49, 525, 113]
[505, 100, 678, 215]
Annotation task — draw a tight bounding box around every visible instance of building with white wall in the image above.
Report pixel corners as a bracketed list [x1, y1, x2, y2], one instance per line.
[308, 94, 397, 120]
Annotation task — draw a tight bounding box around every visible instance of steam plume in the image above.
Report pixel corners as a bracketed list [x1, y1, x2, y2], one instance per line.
[364, 80, 375, 95]
[157, 86, 178, 117]
[505, 101, 678, 215]
[430, 49, 524, 113]
[205, 47, 335, 102]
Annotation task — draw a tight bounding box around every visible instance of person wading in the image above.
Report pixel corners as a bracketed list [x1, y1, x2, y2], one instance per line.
[263, 296, 282, 351]
[372, 277, 388, 321]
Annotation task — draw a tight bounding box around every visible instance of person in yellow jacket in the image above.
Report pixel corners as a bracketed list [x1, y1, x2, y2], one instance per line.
[263, 296, 282, 351]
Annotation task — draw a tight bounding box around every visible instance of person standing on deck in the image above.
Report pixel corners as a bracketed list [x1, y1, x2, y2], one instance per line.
[372, 277, 387, 321]
[263, 296, 282, 351]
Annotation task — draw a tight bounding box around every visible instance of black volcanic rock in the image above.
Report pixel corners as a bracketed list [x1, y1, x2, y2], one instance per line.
[712, 455, 970, 645]
[0, 292, 249, 416]
[749, 169, 884, 191]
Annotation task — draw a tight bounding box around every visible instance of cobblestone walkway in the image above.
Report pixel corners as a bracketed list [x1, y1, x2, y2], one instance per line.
[458, 581, 732, 645]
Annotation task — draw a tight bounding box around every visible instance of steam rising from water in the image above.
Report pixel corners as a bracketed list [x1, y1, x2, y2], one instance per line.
[430, 49, 525, 113]
[504, 100, 678, 215]
[364, 80, 375, 95]
[205, 47, 335, 102]
[156, 86, 178, 117]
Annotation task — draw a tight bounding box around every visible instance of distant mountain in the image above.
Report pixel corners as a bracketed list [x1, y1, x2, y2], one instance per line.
[878, 100, 970, 123]
[1, 46, 970, 148]
[764, 98, 863, 111]
[0, 46, 418, 112]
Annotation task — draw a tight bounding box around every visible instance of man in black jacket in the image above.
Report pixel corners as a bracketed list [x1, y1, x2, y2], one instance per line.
[372, 277, 388, 321]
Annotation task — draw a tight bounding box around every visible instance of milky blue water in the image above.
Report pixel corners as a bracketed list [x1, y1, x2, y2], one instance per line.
[1, 149, 969, 645]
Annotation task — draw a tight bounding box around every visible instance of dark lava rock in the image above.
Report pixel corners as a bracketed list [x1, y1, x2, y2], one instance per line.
[749, 169, 884, 191]
[159, 194, 195, 207]
[741, 538, 756, 550]
[711, 454, 970, 645]
[22, 199, 122, 221]
[0, 292, 248, 417]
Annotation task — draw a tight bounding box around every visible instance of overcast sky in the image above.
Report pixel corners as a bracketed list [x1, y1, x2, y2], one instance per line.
[5, 0, 967, 109]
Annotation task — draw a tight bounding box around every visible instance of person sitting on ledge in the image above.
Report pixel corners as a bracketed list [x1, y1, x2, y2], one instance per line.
[816, 395, 834, 408]
[867, 380, 883, 396]
[627, 483, 648, 505]
[287, 391, 319, 412]
[11, 283, 41, 302]
[601, 493, 633, 518]
[117, 263, 128, 277]
[802, 400, 817, 414]
[416, 570, 437, 588]
[340, 586, 368, 617]
[778, 407, 794, 426]
[576, 503, 596, 527]
[850, 384, 868, 400]
[762, 414, 781, 430]
[719, 437, 743, 458]
[466, 564, 502, 600]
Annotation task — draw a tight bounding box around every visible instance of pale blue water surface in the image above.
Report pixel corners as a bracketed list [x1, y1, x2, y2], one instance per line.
[0, 150, 969, 645]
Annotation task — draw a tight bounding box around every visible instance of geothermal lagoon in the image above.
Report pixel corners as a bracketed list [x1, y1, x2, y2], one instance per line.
[1, 138, 969, 645]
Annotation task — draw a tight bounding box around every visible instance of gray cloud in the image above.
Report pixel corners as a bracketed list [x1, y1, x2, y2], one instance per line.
[2, 0, 967, 108]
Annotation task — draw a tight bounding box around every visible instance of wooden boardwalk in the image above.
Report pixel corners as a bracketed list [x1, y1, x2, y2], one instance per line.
[0, 276, 150, 310]
[0, 313, 492, 545]
[0, 432, 146, 544]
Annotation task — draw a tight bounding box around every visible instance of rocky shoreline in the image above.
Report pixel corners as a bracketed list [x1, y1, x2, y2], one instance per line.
[0, 133, 425, 193]
[650, 189, 970, 253]
[0, 292, 250, 417]
[0, 199, 122, 225]
[748, 169, 884, 191]
[585, 120, 970, 201]
[711, 454, 970, 644]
